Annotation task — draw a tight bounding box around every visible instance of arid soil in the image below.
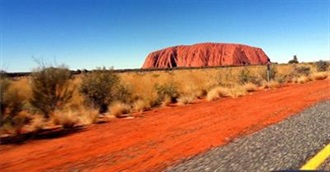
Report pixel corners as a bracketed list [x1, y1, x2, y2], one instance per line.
[1, 80, 329, 172]
[142, 43, 269, 68]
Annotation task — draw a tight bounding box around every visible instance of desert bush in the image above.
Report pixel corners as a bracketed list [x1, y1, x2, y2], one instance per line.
[239, 68, 259, 84]
[30, 66, 74, 118]
[80, 68, 120, 113]
[315, 60, 329, 72]
[155, 83, 178, 104]
[294, 66, 311, 76]
[0, 77, 10, 116]
[0, 78, 27, 135]
[113, 84, 132, 103]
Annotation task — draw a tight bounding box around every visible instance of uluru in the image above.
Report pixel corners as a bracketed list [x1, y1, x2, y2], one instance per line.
[142, 43, 270, 69]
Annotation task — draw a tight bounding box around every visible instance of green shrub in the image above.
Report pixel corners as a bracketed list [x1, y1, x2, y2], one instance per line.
[30, 66, 74, 118]
[315, 60, 329, 72]
[80, 68, 120, 113]
[155, 82, 178, 104]
[113, 84, 132, 103]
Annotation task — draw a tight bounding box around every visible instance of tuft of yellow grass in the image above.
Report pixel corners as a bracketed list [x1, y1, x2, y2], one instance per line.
[133, 99, 152, 112]
[78, 109, 99, 125]
[109, 102, 131, 118]
[297, 76, 308, 84]
[161, 96, 172, 107]
[244, 82, 258, 92]
[311, 72, 328, 80]
[26, 114, 45, 132]
[261, 80, 281, 89]
[206, 87, 230, 101]
[177, 94, 195, 105]
[51, 110, 80, 128]
[228, 85, 247, 98]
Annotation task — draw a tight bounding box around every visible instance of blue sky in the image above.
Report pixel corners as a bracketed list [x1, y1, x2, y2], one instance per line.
[1, 0, 329, 72]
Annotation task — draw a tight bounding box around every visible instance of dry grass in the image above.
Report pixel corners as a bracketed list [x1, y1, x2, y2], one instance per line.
[133, 99, 152, 112]
[261, 80, 281, 89]
[177, 94, 195, 105]
[311, 72, 328, 80]
[78, 109, 99, 125]
[109, 102, 131, 118]
[26, 114, 45, 132]
[5, 63, 321, 131]
[297, 76, 309, 84]
[228, 85, 247, 98]
[244, 82, 258, 92]
[51, 110, 80, 128]
[161, 96, 172, 107]
[206, 87, 230, 101]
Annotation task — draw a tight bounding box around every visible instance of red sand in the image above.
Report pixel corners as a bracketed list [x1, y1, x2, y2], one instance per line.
[1, 80, 329, 172]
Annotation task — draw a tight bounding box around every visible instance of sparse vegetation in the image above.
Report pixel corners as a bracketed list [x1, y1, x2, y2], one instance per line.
[1, 62, 326, 140]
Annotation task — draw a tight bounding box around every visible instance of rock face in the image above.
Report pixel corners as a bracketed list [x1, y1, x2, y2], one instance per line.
[142, 43, 270, 68]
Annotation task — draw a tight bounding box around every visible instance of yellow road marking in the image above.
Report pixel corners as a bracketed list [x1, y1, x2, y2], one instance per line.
[300, 144, 330, 170]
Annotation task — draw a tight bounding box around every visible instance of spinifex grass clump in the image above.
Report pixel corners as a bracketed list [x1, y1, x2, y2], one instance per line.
[155, 82, 179, 106]
[30, 65, 74, 118]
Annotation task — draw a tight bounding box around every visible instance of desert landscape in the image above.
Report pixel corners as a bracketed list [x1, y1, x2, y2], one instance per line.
[1, 42, 330, 171]
[1, 0, 330, 171]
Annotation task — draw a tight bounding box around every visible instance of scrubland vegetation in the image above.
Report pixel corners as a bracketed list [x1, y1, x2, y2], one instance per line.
[0, 61, 329, 139]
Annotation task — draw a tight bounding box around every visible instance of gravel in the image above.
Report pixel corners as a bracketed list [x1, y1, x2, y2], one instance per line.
[166, 101, 330, 172]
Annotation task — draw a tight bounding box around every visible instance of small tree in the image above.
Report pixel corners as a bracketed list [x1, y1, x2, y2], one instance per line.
[30, 65, 74, 118]
[80, 68, 120, 113]
[288, 55, 299, 64]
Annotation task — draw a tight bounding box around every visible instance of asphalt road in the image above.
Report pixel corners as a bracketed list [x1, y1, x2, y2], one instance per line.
[166, 101, 330, 172]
